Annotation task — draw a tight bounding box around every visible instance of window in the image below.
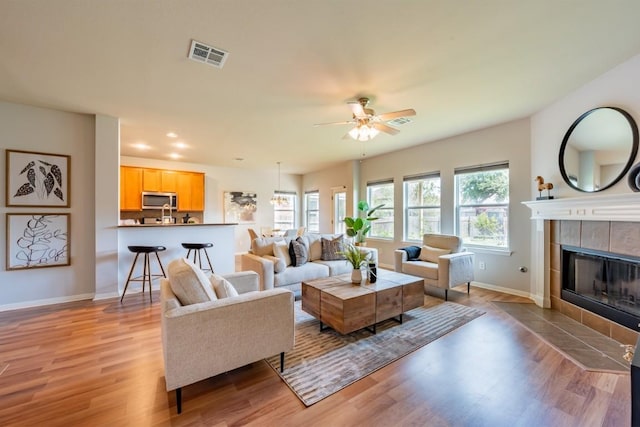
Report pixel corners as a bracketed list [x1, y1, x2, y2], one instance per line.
[455, 163, 509, 248]
[333, 190, 346, 234]
[404, 173, 441, 240]
[305, 191, 319, 233]
[366, 180, 394, 239]
[273, 192, 296, 230]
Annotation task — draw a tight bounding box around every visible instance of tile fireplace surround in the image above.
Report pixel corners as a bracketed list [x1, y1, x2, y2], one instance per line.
[523, 193, 640, 344]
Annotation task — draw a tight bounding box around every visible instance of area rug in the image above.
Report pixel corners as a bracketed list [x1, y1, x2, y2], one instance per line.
[265, 301, 484, 406]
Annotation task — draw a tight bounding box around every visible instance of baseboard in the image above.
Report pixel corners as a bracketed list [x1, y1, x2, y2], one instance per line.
[93, 291, 121, 301]
[0, 293, 95, 312]
[471, 281, 535, 301]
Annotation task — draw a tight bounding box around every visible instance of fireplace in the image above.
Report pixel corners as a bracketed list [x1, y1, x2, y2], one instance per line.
[562, 245, 640, 332]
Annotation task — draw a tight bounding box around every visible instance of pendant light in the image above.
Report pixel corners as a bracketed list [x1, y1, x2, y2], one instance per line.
[270, 162, 289, 207]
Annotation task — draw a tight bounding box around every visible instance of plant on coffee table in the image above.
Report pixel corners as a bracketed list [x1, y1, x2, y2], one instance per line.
[340, 243, 372, 284]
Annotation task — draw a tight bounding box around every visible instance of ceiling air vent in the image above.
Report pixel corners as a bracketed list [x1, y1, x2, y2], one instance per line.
[387, 117, 412, 126]
[188, 40, 229, 69]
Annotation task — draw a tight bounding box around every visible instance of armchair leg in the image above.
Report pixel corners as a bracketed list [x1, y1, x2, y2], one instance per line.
[468, 282, 471, 294]
[176, 388, 182, 414]
[280, 352, 285, 372]
[444, 289, 448, 301]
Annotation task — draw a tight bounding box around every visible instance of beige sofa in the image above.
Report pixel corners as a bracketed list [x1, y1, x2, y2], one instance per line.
[240, 233, 378, 294]
[394, 233, 474, 300]
[160, 265, 294, 414]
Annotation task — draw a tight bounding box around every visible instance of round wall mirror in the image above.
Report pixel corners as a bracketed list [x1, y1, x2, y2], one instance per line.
[559, 107, 639, 192]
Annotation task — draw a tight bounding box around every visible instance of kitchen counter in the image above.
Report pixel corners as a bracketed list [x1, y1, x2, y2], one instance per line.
[117, 223, 236, 295]
[118, 222, 237, 227]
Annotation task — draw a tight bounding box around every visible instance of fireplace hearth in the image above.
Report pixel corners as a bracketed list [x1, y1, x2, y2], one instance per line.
[562, 245, 640, 332]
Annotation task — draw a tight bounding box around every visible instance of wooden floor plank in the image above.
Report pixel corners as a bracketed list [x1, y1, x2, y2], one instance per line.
[0, 285, 631, 426]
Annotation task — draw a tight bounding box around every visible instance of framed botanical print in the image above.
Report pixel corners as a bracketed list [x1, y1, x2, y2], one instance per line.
[6, 213, 70, 270]
[6, 149, 70, 207]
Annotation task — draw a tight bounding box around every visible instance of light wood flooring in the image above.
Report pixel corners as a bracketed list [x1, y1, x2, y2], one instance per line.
[0, 285, 631, 426]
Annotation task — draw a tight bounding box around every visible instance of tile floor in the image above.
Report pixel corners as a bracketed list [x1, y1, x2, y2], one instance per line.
[493, 301, 629, 373]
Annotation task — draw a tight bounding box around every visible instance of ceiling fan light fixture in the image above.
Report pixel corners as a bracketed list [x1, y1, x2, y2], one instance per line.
[349, 124, 379, 141]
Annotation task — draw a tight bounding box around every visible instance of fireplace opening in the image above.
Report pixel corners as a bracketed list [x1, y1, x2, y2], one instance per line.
[562, 245, 640, 332]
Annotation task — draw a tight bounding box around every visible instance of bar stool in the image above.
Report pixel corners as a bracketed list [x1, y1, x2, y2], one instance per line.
[181, 243, 214, 274]
[121, 245, 167, 303]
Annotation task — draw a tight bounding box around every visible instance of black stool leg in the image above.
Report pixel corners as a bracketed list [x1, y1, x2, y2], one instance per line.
[186, 249, 193, 263]
[145, 253, 153, 303]
[121, 252, 141, 303]
[203, 248, 214, 273]
[155, 251, 167, 277]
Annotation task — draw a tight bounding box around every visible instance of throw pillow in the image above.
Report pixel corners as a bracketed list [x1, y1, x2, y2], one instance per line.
[167, 258, 218, 305]
[321, 236, 346, 261]
[263, 254, 285, 273]
[273, 240, 292, 266]
[289, 237, 309, 266]
[419, 245, 451, 263]
[209, 274, 239, 299]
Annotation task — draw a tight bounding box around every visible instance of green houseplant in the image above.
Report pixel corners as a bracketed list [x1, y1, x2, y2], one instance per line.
[340, 243, 372, 284]
[344, 200, 384, 245]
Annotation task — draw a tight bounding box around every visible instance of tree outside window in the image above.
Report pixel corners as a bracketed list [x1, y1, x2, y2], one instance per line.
[455, 164, 509, 248]
[404, 174, 441, 241]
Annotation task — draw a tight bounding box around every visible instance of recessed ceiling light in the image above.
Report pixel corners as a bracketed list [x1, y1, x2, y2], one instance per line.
[132, 143, 151, 150]
[174, 141, 187, 149]
[169, 153, 182, 159]
[166, 132, 178, 138]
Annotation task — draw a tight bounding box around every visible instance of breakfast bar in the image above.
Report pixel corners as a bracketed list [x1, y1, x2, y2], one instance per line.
[117, 223, 236, 295]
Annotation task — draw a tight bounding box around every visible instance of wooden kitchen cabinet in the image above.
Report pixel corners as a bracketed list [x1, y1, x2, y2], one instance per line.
[177, 172, 205, 211]
[120, 166, 143, 210]
[142, 168, 177, 192]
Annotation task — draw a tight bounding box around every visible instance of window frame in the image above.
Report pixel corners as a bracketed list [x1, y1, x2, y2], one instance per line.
[454, 162, 509, 250]
[304, 190, 319, 233]
[273, 191, 297, 230]
[403, 172, 441, 241]
[366, 179, 394, 240]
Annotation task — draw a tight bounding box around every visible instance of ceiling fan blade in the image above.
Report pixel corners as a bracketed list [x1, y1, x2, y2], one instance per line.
[348, 101, 367, 119]
[372, 122, 400, 135]
[342, 131, 354, 140]
[376, 108, 416, 121]
[313, 120, 355, 127]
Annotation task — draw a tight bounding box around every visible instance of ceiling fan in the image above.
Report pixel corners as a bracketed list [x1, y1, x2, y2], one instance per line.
[314, 97, 416, 141]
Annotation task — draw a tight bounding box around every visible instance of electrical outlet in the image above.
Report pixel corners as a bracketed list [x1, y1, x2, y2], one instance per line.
[479, 261, 486, 270]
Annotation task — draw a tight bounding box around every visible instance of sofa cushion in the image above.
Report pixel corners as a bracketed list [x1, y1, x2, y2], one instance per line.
[312, 259, 352, 276]
[251, 236, 285, 257]
[273, 240, 292, 266]
[302, 233, 343, 261]
[321, 236, 346, 261]
[419, 245, 451, 263]
[273, 261, 330, 287]
[423, 234, 462, 253]
[289, 237, 309, 266]
[263, 254, 286, 273]
[210, 274, 239, 299]
[167, 258, 218, 305]
[403, 260, 439, 280]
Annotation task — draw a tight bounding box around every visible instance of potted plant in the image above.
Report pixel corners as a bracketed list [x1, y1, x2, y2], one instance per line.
[344, 200, 384, 245]
[340, 242, 372, 284]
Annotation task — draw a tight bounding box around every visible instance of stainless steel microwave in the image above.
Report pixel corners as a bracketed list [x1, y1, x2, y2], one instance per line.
[141, 192, 177, 210]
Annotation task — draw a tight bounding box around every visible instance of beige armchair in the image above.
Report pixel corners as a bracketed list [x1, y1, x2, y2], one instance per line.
[160, 270, 294, 413]
[394, 233, 474, 300]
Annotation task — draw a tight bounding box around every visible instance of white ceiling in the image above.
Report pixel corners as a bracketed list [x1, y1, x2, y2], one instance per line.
[2, 1, 640, 175]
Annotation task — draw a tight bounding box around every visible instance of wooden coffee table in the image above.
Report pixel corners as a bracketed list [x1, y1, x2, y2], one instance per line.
[301, 269, 424, 334]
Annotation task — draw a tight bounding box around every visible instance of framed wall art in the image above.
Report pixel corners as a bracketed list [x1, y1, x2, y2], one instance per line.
[6, 149, 70, 207]
[224, 191, 257, 224]
[6, 213, 70, 270]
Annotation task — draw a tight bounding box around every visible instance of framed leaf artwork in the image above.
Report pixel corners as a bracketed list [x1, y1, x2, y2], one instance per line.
[5, 149, 70, 207]
[6, 213, 70, 270]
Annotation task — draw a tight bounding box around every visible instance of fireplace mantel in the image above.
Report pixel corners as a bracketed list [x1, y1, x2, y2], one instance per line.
[522, 193, 640, 222]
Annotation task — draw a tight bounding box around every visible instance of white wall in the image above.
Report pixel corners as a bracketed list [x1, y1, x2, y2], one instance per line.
[120, 156, 302, 254]
[531, 53, 640, 199]
[0, 101, 97, 308]
[358, 119, 532, 294]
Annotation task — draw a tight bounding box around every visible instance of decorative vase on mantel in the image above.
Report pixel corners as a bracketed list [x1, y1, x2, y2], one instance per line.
[351, 268, 362, 284]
